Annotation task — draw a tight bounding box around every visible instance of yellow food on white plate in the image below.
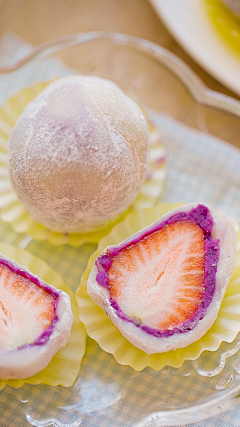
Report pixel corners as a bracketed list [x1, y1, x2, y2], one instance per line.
[221, 0, 240, 17]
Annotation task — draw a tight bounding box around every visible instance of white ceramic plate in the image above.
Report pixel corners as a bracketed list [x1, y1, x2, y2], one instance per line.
[150, 0, 240, 95]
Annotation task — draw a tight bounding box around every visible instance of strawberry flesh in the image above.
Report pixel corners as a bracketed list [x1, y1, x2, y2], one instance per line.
[95, 205, 220, 337]
[0, 260, 58, 350]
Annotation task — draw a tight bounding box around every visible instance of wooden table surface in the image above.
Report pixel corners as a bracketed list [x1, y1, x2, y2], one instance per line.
[0, 0, 239, 100]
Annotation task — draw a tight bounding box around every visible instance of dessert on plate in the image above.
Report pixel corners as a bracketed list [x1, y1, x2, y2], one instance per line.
[8, 75, 149, 233]
[0, 252, 73, 380]
[87, 203, 237, 355]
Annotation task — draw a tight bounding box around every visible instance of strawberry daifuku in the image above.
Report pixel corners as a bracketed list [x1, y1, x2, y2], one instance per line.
[87, 204, 237, 354]
[0, 254, 73, 379]
[8, 76, 149, 233]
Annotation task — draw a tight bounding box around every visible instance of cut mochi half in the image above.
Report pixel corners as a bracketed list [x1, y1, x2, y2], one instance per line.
[87, 203, 237, 354]
[0, 254, 73, 379]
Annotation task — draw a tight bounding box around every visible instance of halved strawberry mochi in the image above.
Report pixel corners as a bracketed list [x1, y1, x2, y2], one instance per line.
[87, 204, 237, 354]
[0, 254, 73, 379]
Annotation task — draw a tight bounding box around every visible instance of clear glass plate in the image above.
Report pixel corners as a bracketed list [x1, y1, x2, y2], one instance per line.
[0, 32, 240, 427]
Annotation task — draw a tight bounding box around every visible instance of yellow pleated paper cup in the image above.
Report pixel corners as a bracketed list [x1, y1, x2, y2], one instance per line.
[0, 243, 86, 390]
[76, 203, 240, 371]
[0, 81, 166, 247]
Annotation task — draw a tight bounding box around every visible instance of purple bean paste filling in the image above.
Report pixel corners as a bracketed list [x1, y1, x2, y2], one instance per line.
[0, 258, 59, 350]
[95, 205, 220, 338]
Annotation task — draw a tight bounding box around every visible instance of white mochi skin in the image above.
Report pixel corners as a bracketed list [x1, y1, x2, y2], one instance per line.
[8, 76, 149, 233]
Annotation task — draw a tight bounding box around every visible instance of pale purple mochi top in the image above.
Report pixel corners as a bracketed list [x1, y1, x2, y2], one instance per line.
[95, 205, 220, 338]
[0, 258, 60, 349]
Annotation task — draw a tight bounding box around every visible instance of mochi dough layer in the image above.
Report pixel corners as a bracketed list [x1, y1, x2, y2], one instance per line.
[8, 76, 149, 233]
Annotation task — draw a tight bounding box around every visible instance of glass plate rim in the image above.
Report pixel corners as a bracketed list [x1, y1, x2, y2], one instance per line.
[1, 31, 240, 117]
[133, 384, 240, 426]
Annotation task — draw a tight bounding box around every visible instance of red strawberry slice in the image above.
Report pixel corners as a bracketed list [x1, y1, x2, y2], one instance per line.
[0, 263, 55, 350]
[108, 220, 205, 331]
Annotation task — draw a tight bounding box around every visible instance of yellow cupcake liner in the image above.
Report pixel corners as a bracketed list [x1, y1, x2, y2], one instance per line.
[0, 81, 166, 247]
[76, 203, 240, 371]
[0, 243, 86, 389]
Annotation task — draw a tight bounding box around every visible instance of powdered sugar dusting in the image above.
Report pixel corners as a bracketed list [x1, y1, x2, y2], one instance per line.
[8, 76, 149, 233]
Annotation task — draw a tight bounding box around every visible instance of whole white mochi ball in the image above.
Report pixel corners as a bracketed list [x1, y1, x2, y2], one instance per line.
[8, 76, 149, 233]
